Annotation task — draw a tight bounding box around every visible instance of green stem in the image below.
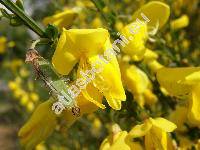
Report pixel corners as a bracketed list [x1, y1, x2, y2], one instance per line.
[0, 0, 45, 37]
[30, 38, 51, 49]
[91, 0, 118, 38]
[91, 0, 108, 24]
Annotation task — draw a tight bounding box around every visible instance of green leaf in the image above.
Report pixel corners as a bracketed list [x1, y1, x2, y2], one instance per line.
[10, 15, 23, 26]
[16, 0, 24, 10]
[44, 24, 59, 41]
[37, 58, 74, 107]
[92, 0, 105, 9]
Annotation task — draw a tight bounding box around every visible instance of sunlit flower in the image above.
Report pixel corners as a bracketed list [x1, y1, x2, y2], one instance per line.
[76, 0, 94, 8]
[18, 99, 57, 150]
[168, 106, 188, 132]
[91, 17, 103, 28]
[19, 88, 102, 149]
[100, 124, 143, 150]
[35, 143, 47, 150]
[115, 21, 124, 31]
[120, 61, 157, 107]
[8, 75, 39, 112]
[157, 67, 200, 126]
[170, 15, 189, 30]
[0, 36, 7, 54]
[3, 59, 23, 72]
[143, 49, 163, 73]
[121, 21, 148, 61]
[43, 9, 78, 29]
[120, 1, 170, 61]
[128, 117, 177, 150]
[100, 131, 131, 150]
[52, 28, 126, 110]
[30, 92, 39, 102]
[19, 67, 30, 78]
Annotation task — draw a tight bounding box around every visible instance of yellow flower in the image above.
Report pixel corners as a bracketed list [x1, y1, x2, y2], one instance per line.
[60, 83, 103, 130]
[35, 143, 47, 150]
[14, 89, 25, 98]
[91, 117, 102, 136]
[20, 94, 29, 105]
[120, 1, 170, 61]
[4, 59, 23, 71]
[132, 1, 170, 29]
[100, 124, 143, 150]
[18, 99, 57, 150]
[100, 131, 131, 150]
[8, 41, 15, 48]
[128, 117, 177, 150]
[115, 21, 124, 31]
[120, 61, 157, 107]
[43, 9, 78, 30]
[170, 15, 189, 30]
[157, 67, 200, 125]
[52, 28, 126, 110]
[19, 67, 30, 78]
[26, 102, 35, 112]
[30, 92, 39, 102]
[19, 87, 102, 149]
[76, 0, 94, 8]
[8, 81, 19, 91]
[121, 21, 148, 61]
[0, 36, 7, 54]
[91, 17, 103, 28]
[143, 49, 163, 73]
[168, 106, 188, 132]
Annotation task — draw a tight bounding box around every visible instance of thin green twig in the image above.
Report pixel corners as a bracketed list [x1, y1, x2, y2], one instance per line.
[0, 0, 45, 37]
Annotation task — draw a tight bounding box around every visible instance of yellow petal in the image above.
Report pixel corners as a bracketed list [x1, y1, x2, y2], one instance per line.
[128, 120, 152, 138]
[77, 83, 104, 113]
[168, 106, 188, 131]
[143, 49, 158, 62]
[52, 28, 109, 75]
[145, 126, 168, 150]
[170, 15, 189, 30]
[188, 84, 200, 125]
[63, 28, 109, 56]
[0, 36, 7, 54]
[185, 71, 200, 85]
[125, 140, 143, 150]
[43, 9, 77, 29]
[143, 89, 158, 105]
[18, 99, 57, 150]
[121, 21, 148, 59]
[89, 53, 126, 110]
[81, 88, 105, 109]
[150, 117, 177, 132]
[120, 63, 149, 95]
[147, 60, 163, 73]
[52, 29, 79, 75]
[132, 1, 170, 29]
[167, 134, 176, 150]
[143, 49, 164, 73]
[156, 67, 200, 98]
[100, 131, 131, 150]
